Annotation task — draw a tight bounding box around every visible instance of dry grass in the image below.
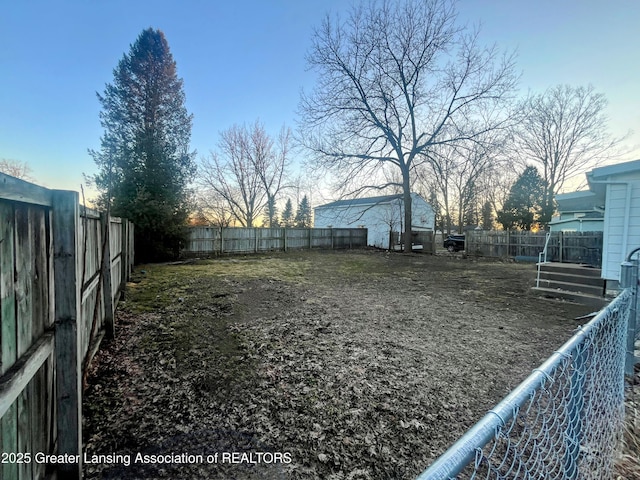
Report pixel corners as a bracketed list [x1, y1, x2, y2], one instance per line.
[616, 379, 640, 480]
[83, 250, 636, 479]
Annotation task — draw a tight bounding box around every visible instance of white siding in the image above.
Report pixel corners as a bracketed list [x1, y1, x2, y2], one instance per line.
[602, 181, 640, 281]
[314, 201, 401, 249]
[411, 194, 435, 231]
[314, 194, 434, 249]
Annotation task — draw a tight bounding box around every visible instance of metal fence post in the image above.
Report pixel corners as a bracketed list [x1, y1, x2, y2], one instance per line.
[621, 254, 639, 377]
[628, 259, 638, 377]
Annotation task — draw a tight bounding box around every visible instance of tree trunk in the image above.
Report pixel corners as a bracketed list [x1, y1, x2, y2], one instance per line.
[403, 170, 412, 254]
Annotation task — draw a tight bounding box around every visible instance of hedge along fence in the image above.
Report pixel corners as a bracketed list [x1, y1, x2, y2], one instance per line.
[466, 230, 603, 266]
[0, 173, 134, 480]
[183, 226, 368, 256]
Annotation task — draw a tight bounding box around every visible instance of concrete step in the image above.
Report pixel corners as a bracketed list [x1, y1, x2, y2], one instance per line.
[531, 287, 609, 308]
[537, 271, 605, 288]
[535, 279, 605, 297]
[537, 262, 602, 278]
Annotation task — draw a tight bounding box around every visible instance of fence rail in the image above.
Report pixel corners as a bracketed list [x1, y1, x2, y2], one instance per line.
[417, 288, 632, 480]
[0, 173, 134, 480]
[466, 230, 603, 266]
[392, 231, 436, 253]
[183, 227, 368, 256]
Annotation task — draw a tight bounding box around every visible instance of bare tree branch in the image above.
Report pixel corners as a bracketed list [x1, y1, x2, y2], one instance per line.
[198, 122, 291, 227]
[298, 0, 518, 250]
[514, 84, 628, 218]
[0, 158, 33, 181]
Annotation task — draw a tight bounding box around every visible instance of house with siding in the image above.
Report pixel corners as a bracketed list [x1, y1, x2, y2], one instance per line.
[585, 159, 640, 282]
[313, 193, 434, 249]
[548, 191, 604, 232]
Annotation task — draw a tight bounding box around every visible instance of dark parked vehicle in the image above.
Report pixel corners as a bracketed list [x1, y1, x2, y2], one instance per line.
[443, 234, 465, 252]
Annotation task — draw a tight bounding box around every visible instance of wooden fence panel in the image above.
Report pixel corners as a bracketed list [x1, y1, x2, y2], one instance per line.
[191, 226, 220, 254]
[466, 230, 603, 266]
[109, 217, 123, 305]
[0, 196, 55, 480]
[286, 228, 310, 250]
[0, 173, 134, 480]
[183, 227, 368, 256]
[311, 228, 333, 248]
[224, 227, 254, 253]
[257, 227, 284, 251]
[397, 231, 435, 252]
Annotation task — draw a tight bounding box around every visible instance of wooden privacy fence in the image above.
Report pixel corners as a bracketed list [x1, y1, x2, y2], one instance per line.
[183, 227, 368, 256]
[466, 230, 603, 266]
[392, 231, 436, 253]
[0, 173, 134, 480]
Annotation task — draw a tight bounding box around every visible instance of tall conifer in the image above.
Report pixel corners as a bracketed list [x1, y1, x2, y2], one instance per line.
[90, 28, 195, 262]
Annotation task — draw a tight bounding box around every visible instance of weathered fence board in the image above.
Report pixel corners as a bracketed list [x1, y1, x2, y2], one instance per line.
[394, 231, 436, 253]
[466, 230, 603, 266]
[183, 227, 368, 256]
[0, 173, 134, 480]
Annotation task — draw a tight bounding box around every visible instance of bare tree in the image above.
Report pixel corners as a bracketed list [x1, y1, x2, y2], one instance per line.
[249, 122, 291, 227]
[0, 159, 33, 180]
[194, 190, 234, 227]
[418, 132, 510, 233]
[298, 0, 517, 251]
[516, 84, 626, 222]
[199, 122, 291, 227]
[199, 125, 265, 227]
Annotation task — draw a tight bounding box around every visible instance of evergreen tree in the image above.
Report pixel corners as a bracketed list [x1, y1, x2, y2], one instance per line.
[481, 201, 493, 230]
[89, 28, 195, 262]
[295, 195, 312, 227]
[264, 196, 279, 228]
[497, 167, 547, 231]
[281, 198, 294, 227]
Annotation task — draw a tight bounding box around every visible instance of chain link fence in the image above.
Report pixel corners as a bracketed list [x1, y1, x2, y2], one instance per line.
[417, 288, 633, 480]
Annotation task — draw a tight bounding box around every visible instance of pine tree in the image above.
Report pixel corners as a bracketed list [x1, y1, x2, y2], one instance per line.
[481, 201, 493, 230]
[295, 195, 312, 227]
[89, 28, 195, 262]
[497, 167, 547, 231]
[281, 198, 294, 227]
[264, 196, 279, 227]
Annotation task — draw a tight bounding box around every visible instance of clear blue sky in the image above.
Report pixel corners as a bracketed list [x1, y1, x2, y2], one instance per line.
[1, 0, 639, 193]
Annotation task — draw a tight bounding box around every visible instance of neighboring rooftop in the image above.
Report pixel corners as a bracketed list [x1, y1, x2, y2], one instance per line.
[588, 158, 640, 180]
[555, 190, 603, 212]
[586, 158, 640, 199]
[315, 194, 404, 209]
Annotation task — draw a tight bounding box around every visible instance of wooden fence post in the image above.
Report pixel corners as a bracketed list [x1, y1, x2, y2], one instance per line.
[101, 214, 114, 339]
[255, 228, 259, 253]
[283, 228, 287, 252]
[220, 227, 224, 255]
[120, 220, 128, 300]
[559, 231, 564, 263]
[52, 190, 82, 480]
[129, 221, 134, 273]
[309, 228, 312, 250]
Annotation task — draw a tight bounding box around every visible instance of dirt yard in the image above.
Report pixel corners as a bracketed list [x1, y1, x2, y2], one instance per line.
[83, 249, 604, 479]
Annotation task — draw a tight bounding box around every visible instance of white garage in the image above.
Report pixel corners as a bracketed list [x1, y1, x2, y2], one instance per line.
[313, 193, 434, 249]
